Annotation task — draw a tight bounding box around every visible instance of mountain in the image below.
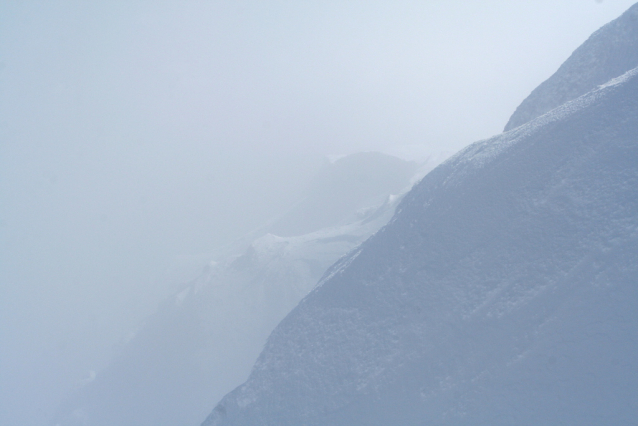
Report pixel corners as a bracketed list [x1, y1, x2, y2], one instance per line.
[51, 152, 437, 426]
[204, 65, 638, 425]
[269, 152, 419, 237]
[504, 2, 638, 131]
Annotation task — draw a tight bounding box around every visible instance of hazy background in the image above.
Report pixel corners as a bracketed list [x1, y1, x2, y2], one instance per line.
[1, 1, 635, 425]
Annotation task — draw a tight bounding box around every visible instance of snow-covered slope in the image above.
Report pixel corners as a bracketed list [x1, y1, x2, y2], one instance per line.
[205, 67, 638, 425]
[51, 153, 433, 426]
[504, 2, 638, 131]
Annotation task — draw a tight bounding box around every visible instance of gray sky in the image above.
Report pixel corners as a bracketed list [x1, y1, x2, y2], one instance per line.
[1, 1, 636, 425]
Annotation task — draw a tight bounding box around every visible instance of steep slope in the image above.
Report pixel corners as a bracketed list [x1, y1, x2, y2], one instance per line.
[51, 153, 432, 426]
[205, 68, 638, 425]
[504, 1, 638, 131]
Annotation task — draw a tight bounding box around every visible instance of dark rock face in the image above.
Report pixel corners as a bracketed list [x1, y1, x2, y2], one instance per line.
[504, 2, 638, 131]
[205, 67, 638, 425]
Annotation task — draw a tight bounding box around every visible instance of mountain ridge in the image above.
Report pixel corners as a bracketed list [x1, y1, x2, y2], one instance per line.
[51, 152, 431, 426]
[204, 65, 638, 425]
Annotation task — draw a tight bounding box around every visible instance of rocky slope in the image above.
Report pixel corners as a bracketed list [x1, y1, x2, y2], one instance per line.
[205, 66, 638, 425]
[504, 2, 638, 131]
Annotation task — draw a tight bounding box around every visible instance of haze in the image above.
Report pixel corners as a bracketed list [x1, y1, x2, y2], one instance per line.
[1, 1, 635, 425]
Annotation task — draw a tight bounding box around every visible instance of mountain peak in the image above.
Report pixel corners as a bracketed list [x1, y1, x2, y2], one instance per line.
[504, 2, 638, 131]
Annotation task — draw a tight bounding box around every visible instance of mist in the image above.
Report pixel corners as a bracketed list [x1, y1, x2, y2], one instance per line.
[1, 1, 635, 425]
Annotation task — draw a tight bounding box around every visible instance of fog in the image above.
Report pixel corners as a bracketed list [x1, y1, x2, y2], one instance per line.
[0, 1, 635, 425]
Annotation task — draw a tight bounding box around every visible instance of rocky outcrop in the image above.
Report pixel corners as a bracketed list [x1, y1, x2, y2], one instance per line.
[504, 2, 638, 131]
